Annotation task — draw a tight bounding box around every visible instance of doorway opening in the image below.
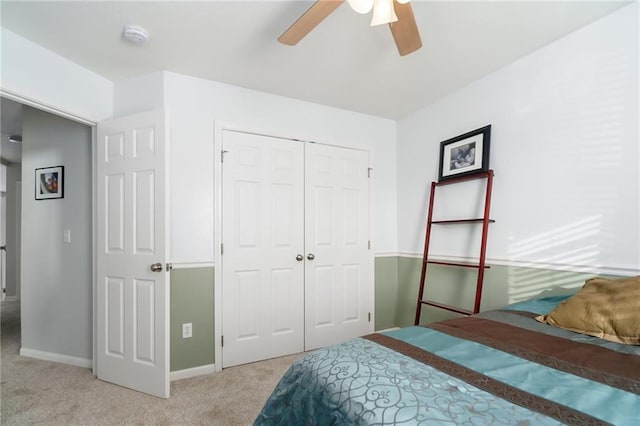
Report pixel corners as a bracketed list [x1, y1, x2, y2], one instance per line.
[1, 97, 23, 355]
[0, 96, 93, 371]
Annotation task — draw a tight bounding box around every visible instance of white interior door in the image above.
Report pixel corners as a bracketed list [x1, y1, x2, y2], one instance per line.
[96, 110, 169, 398]
[305, 143, 372, 351]
[221, 130, 304, 368]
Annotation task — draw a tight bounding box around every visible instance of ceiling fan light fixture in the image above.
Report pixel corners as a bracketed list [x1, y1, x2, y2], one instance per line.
[347, 0, 373, 14]
[371, 0, 398, 26]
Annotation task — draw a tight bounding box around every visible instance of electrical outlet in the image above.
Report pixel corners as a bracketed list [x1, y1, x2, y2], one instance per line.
[182, 323, 192, 338]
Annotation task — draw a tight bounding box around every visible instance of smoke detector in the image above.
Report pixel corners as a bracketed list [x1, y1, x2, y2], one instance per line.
[122, 24, 149, 45]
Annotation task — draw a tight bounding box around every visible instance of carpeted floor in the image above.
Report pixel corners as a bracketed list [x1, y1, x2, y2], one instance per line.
[0, 301, 301, 425]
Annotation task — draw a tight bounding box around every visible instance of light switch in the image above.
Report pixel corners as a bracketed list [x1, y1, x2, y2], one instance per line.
[64, 229, 71, 244]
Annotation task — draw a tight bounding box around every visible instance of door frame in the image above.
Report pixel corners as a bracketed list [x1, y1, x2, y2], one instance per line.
[213, 122, 376, 370]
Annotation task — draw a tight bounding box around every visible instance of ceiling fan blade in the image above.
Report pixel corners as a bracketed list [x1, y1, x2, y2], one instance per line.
[389, 1, 422, 56]
[278, 0, 345, 46]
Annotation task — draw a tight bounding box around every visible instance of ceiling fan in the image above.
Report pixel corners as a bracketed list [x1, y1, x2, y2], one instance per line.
[278, 0, 422, 56]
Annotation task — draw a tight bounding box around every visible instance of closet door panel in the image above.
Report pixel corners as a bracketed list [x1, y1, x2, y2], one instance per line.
[222, 131, 304, 367]
[305, 143, 373, 351]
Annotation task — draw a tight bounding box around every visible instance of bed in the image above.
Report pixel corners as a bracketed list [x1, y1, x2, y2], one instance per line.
[255, 289, 640, 425]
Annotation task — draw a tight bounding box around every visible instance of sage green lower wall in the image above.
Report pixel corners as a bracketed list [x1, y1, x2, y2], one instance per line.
[170, 267, 214, 372]
[384, 256, 625, 329]
[374, 257, 399, 331]
[170, 261, 400, 370]
[169, 258, 616, 371]
[170, 257, 398, 371]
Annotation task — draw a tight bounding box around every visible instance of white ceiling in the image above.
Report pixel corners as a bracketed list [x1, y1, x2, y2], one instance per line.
[0, 0, 632, 120]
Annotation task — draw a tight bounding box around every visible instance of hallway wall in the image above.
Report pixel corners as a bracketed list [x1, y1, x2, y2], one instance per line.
[20, 107, 92, 364]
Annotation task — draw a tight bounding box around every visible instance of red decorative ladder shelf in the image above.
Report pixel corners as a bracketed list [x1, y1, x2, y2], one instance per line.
[414, 170, 495, 325]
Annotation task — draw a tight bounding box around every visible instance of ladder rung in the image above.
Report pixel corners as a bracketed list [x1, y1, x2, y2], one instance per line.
[431, 218, 495, 224]
[435, 170, 492, 186]
[421, 300, 473, 316]
[425, 260, 490, 269]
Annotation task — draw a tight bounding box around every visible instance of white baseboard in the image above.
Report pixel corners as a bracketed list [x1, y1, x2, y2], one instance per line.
[4, 296, 18, 302]
[170, 363, 216, 381]
[20, 347, 92, 369]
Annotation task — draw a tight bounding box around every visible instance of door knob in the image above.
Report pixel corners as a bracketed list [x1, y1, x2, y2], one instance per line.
[150, 262, 163, 272]
[296, 254, 304, 261]
[307, 253, 315, 260]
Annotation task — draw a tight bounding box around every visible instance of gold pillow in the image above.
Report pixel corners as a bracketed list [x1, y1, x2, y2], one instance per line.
[535, 276, 640, 345]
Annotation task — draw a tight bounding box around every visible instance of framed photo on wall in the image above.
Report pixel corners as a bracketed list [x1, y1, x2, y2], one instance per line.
[438, 125, 491, 181]
[35, 166, 64, 200]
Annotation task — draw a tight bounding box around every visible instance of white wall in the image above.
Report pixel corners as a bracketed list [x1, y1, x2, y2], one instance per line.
[0, 27, 113, 122]
[162, 72, 398, 264]
[113, 72, 165, 117]
[21, 107, 93, 363]
[397, 3, 639, 275]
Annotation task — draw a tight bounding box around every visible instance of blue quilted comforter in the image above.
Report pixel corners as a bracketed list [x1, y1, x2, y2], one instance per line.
[255, 296, 640, 425]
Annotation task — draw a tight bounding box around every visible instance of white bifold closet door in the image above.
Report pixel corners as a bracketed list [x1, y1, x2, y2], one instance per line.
[221, 130, 372, 368]
[304, 143, 371, 351]
[221, 131, 305, 367]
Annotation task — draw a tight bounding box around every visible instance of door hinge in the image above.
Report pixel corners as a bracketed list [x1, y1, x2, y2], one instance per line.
[221, 335, 224, 347]
[221, 150, 229, 163]
[368, 167, 373, 178]
[368, 240, 371, 250]
[368, 312, 371, 322]
[221, 243, 224, 255]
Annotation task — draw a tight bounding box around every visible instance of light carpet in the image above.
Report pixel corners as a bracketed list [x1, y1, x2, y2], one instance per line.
[0, 301, 300, 425]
